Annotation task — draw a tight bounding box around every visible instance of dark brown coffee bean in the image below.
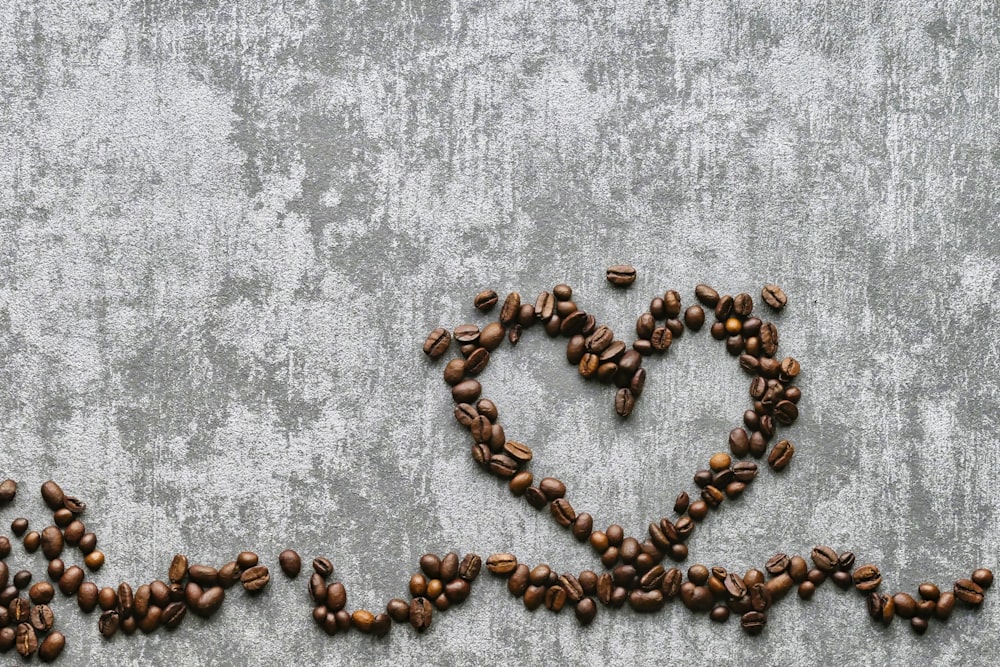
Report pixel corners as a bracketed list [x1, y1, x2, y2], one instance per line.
[165, 554, 187, 584]
[159, 600, 186, 630]
[409, 573, 428, 598]
[628, 588, 664, 613]
[749, 582, 773, 611]
[893, 592, 918, 618]
[830, 571, 852, 589]
[916, 599, 935, 618]
[712, 294, 732, 320]
[811, 546, 838, 573]
[385, 598, 410, 623]
[972, 568, 994, 588]
[701, 485, 724, 507]
[606, 265, 637, 286]
[917, 583, 940, 601]
[741, 610, 767, 635]
[684, 305, 705, 330]
[12, 570, 30, 589]
[22, 531, 40, 553]
[407, 597, 431, 632]
[29, 604, 54, 633]
[0, 479, 15, 503]
[423, 327, 451, 358]
[37, 629, 64, 662]
[28, 581, 54, 605]
[694, 284, 719, 307]
[935, 591, 955, 620]
[853, 565, 881, 592]
[760, 322, 779, 356]
[544, 585, 567, 612]
[614, 387, 635, 417]
[271, 549, 301, 579]
[570, 512, 594, 542]
[39, 481, 64, 511]
[445, 578, 472, 603]
[725, 335, 744, 355]
[508, 471, 533, 496]
[523, 585, 545, 610]
[835, 553, 854, 572]
[506, 564, 529, 597]
[239, 565, 270, 593]
[76, 582, 98, 613]
[797, 581, 815, 600]
[84, 550, 105, 571]
[765, 554, 790, 576]
[551, 498, 576, 527]
[764, 439, 794, 471]
[535, 291, 555, 321]
[954, 578, 985, 605]
[8, 597, 29, 623]
[724, 573, 747, 599]
[732, 292, 753, 317]
[453, 553, 480, 582]
[488, 454, 518, 478]
[45, 558, 65, 580]
[560, 310, 588, 336]
[55, 566, 83, 596]
[524, 486, 547, 508]
[495, 292, 520, 326]
[867, 593, 893, 625]
[774, 400, 798, 425]
[439, 553, 459, 583]
[451, 379, 482, 404]
[325, 581, 346, 612]
[761, 284, 787, 309]
[585, 325, 614, 353]
[473, 289, 498, 312]
[15, 622, 37, 657]
[574, 597, 597, 625]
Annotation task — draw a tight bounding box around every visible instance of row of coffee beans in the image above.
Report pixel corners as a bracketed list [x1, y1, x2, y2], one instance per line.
[286, 548, 482, 636]
[424, 272, 991, 636]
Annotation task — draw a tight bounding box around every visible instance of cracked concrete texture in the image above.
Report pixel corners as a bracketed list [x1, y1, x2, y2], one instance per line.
[0, 1, 997, 664]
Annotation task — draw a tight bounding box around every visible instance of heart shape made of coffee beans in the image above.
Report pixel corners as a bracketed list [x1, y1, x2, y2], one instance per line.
[421, 276, 992, 634]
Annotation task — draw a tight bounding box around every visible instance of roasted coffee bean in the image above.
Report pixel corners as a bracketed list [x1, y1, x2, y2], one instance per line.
[0, 536, 9, 560]
[749, 582, 773, 611]
[628, 588, 664, 613]
[75, 582, 98, 613]
[0, 479, 15, 503]
[350, 609, 376, 633]
[506, 565, 529, 597]
[615, 387, 635, 417]
[551, 498, 576, 527]
[578, 352, 599, 378]
[777, 356, 801, 383]
[701, 485, 724, 507]
[811, 546, 838, 573]
[639, 565, 665, 591]
[46, 558, 65, 580]
[729, 462, 756, 484]
[51, 508, 71, 527]
[566, 335, 586, 365]
[489, 454, 518, 478]
[917, 583, 940, 601]
[439, 553, 459, 583]
[418, 554, 441, 580]
[136, 585, 153, 619]
[409, 597, 432, 632]
[972, 568, 994, 588]
[486, 554, 518, 576]
[9, 597, 30, 623]
[867, 593, 894, 625]
[693, 284, 718, 307]
[606, 265, 637, 286]
[741, 610, 767, 635]
[574, 597, 598, 626]
[733, 292, 753, 317]
[15, 622, 37, 657]
[765, 439, 794, 471]
[585, 325, 614, 353]
[766, 554, 790, 576]
[37, 630, 64, 662]
[84, 550, 105, 571]
[535, 291, 555, 320]
[693, 469, 713, 488]
[508, 471, 533, 496]
[853, 565, 881, 592]
[29, 604, 54, 633]
[774, 400, 798, 425]
[473, 289, 499, 312]
[423, 327, 451, 358]
[22, 531, 40, 553]
[386, 598, 410, 623]
[560, 311, 588, 336]
[409, 573, 428, 597]
[544, 585, 567, 612]
[683, 305, 705, 331]
[711, 294, 732, 320]
[761, 284, 787, 309]
[766, 573, 794, 600]
[28, 581, 54, 605]
[797, 581, 816, 600]
[456, 553, 481, 582]
[158, 600, 186, 631]
[273, 549, 302, 579]
[13, 570, 31, 589]
[726, 427, 750, 458]
[443, 358, 467, 386]
[893, 592, 918, 618]
[935, 591, 955, 620]
[723, 573, 747, 599]
[635, 312, 655, 339]
[55, 566, 83, 596]
[759, 322, 779, 356]
[725, 335, 744, 355]
[497, 292, 520, 326]
[164, 554, 188, 584]
[40, 481, 65, 511]
[523, 585, 545, 610]
[325, 582, 347, 612]
[10, 518, 28, 537]
[98, 609, 120, 639]
[571, 513, 594, 542]
[954, 578, 985, 605]
[830, 571, 852, 589]
[916, 599, 935, 618]
[240, 565, 270, 593]
[453, 324, 480, 344]
[524, 487, 547, 508]
[544, 315, 562, 336]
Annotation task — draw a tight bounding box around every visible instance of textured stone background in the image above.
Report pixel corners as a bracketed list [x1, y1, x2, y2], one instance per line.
[0, 1, 998, 665]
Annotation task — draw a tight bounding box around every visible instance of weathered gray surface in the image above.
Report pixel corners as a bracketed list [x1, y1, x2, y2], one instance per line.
[0, 1, 997, 664]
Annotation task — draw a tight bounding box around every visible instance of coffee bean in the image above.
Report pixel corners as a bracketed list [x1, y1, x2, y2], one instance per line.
[551, 498, 576, 527]
[561, 310, 588, 336]
[733, 292, 753, 317]
[498, 292, 521, 325]
[56, 566, 83, 596]
[893, 592, 917, 618]
[684, 305, 705, 330]
[15, 622, 37, 657]
[37, 629, 64, 662]
[408, 597, 432, 632]
[774, 400, 798, 425]
[935, 591, 955, 620]
[853, 565, 881, 592]
[694, 284, 719, 307]
[0, 479, 15, 503]
[77, 582, 98, 613]
[764, 439, 794, 471]
[85, 551, 105, 571]
[474, 289, 499, 312]
[439, 553, 459, 582]
[614, 387, 635, 417]
[39, 480, 64, 511]
[954, 578, 985, 605]
[29, 604, 54, 632]
[972, 568, 994, 588]
[544, 585, 567, 612]
[28, 581, 54, 605]
[810, 546, 838, 573]
[240, 565, 270, 593]
[759, 322, 779, 357]
[423, 327, 451, 358]
[486, 554, 518, 576]
[454, 553, 480, 582]
[741, 610, 767, 635]
[22, 531, 40, 553]
[606, 265, 637, 286]
[761, 284, 787, 310]
[628, 589, 664, 612]
[574, 597, 597, 625]
[765, 554, 790, 576]
[271, 549, 301, 579]
[488, 454, 518, 478]
[535, 291, 555, 320]
[324, 581, 347, 612]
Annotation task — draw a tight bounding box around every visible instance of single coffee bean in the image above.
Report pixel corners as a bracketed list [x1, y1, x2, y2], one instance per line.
[12, 570, 30, 590]
[10, 518, 28, 537]
[409, 597, 432, 632]
[561, 311, 588, 336]
[766, 439, 795, 471]
[160, 600, 186, 630]
[351, 609, 376, 633]
[766, 554, 790, 575]
[636, 312, 655, 339]
[893, 592, 918, 618]
[277, 549, 302, 578]
[506, 565, 530, 597]
[628, 588, 664, 613]
[488, 454, 518, 478]
[240, 565, 270, 593]
[78, 532, 97, 554]
[853, 565, 882, 592]
[684, 305, 705, 330]
[740, 610, 767, 635]
[56, 566, 83, 596]
[917, 582, 940, 601]
[28, 581, 54, 605]
[422, 327, 451, 358]
[830, 571, 852, 589]
[695, 284, 720, 307]
[167, 554, 188, 583]
[544, 585, 567, 612]
[15, 622, 37, 657]
[575, 597, 597, 625]
[572, 513, 594, 542]
[760, 322, 779, 356]
[438, 553, 459, 583]
[972, 568, 994, 588]
[909, 616, 928, 634]
[774, 400, 798, 425]
[419, 554, 441, 579]
[85, 550, 105, 571]
[916, 599, 935, 618]
[613, 387, 635, 417]
[40, 481, 65, 511]
[54, 510, 73, 529]
[0, 479, 15, 503]
[77, 582, 98, 612]
[535, 291, 555, 320]
[518, 303, 536, 326]
[935, 591, 956, 620]
[551, 498, 576, 527]
[486, 554, 518, 576]
[733, 292, 753, 316]
[386, 598, 410, 623]
[37, 629, 64, 662]
[606, 265, 637, 286]
[326, 582, 347, 612]
[22, 531, 40, 553]
[499, 292, 521, 325]
[29, 604, 54, 632]
[761, 284, 787, 309]
[187, 564, 218, 587]
[954, 578, 985, 605]
[46, 558, 65, 580]
[474, 289, 499, 312]
[811, 546, 839, 573]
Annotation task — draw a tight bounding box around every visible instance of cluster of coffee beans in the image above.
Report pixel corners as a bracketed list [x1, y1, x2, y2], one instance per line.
[289, 548, 481, 636]
[423, 271, 992, 636]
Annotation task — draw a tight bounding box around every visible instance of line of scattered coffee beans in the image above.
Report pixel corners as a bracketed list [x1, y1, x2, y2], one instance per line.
[424, 269, 992, 635]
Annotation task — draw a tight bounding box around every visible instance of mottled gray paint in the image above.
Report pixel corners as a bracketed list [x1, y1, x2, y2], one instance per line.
[0, 1, 997, 665]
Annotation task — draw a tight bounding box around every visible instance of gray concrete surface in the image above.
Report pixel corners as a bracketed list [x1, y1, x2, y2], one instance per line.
[0, 0, 998, 665]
